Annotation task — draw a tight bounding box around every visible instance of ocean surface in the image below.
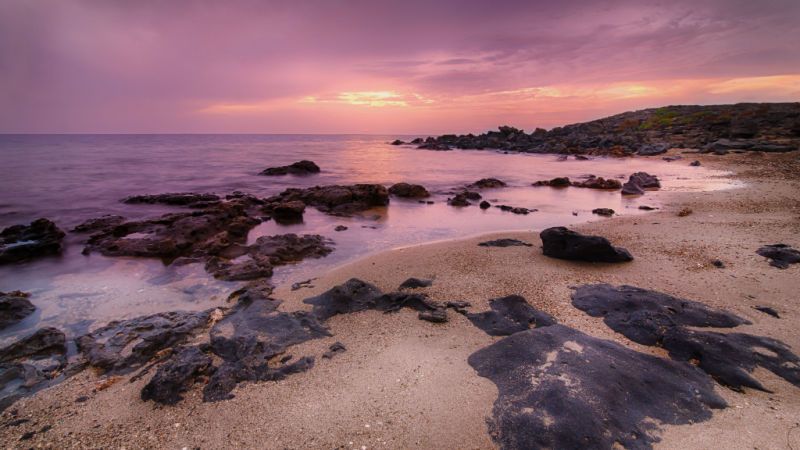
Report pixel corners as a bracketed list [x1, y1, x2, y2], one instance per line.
[0, 134, 734, 342]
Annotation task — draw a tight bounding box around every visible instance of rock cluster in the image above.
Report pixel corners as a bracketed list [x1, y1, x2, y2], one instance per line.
[0, 219, 65, 264]
[259, 160, 320, 176]
[388, 183, 430, 198]
[263, 184, 389, 218]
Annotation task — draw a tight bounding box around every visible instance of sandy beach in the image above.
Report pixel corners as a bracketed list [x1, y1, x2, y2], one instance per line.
[1, 149, 799, 449]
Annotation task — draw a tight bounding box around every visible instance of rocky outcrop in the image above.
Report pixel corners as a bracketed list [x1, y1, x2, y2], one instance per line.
[756, 244, 800, 269]
[0, 327, 67, 411]
[462, 295, 556, 336]
[140, 345, 212, 405]
[263, 184, 389, 217]
[388, 183, 430, 198]
[540, 227, 633, 262]
[260, 160, 320, 176]
[270, 200, 306, 224]
[0, 291, 35, 330]
[0, 219, 65, 264]
[122, 193, 220, 208]
[468, 178, 506, 189]
[72, 215, 126, 233]
[533, 176, 621, 189]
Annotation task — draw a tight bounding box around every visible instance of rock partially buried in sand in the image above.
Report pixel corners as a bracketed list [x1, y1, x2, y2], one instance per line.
[540, 227, 633, 263]
[462, 295, 556, 336]
[468, 324, 726, 449]
[398, 278, 433, 290]
[478, 239, 532, 248]
[0, 219, 65, 265]
[322, 342, 347, 359]
[756, 244, 800, 269]
[591, 208, 614, 217]
[260, 160, 320, 176]
[753, 306, 780, 318]
[388, 183, 430, 198]
[0, 291, 35, 330]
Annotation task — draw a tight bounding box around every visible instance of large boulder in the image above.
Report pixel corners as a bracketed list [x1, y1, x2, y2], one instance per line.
[0, 219, 65, 264]
[540, 227, 633, 263]
[260, 160, 321, 176]
[388, 183, 430, 198]
[0, 291, 35, 330]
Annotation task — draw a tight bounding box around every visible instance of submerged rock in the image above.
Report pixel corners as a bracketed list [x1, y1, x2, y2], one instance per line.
[263, 184, 388, 217]
[0, 219, 65, 265]
[388, 183, 430, 198]
[478, 239, 532, 248]
[260, 160, 321, 176]
[122, 192, 220, 207]
[463, 295, 556, 336]
[0, 291, 35, 330]
[447, 193, 471, 207]
[540, 227, 633, 263]
[468, 324, 726, 449]
[756, 244, 800, 269]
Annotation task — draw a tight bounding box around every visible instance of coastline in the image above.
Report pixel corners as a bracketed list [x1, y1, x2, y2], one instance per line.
[2, 149, 799, 449]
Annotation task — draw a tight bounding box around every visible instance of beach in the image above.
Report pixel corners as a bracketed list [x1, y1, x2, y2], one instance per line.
[1, 149, 798, 449]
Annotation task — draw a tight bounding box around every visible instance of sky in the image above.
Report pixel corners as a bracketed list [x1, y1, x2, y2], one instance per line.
[1, 0, 799, 134]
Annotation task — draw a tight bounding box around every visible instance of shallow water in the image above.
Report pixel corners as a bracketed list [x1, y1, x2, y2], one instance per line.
[0, 134, 734, 342]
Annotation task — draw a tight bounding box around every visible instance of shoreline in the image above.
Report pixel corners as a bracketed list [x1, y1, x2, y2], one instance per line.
[2, 149, 799, 448]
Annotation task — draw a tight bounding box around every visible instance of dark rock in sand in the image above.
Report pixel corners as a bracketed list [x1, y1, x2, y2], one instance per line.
[72, 215, 126, 233]
[270, 200, 306, 224]
[468, 324, 726, 450]
[447, 193, 471, 207]
[571, 176, 622, 190]
[571, 284, 749, 346]
[630, 172, 661, 188]
[203, 297, 328, 402]
[0, 327, 67, 411]
[532, 177, 571, 187]
[711, 259, 725, 268]
[334, 225, 348, 232]
[756, 244, 800, 269]
[662, 155, 682, 162]
[468, 178, 506, 189]
[399, 278, 433, 290]
[637, 143, 669, 156]
[141, 346, 212, 405]
[122, 192, 220, 208]
[478, 239, 532, 248]
[754, 306, 780, 318]
[263, 184, 389, 217]
[0, 327, 66, 364]
[388, 183, 430, 198]
[77, 310, 214, 373]
[418, 309, 448, 323]
[0, 291, 35, 330]
[591, 208, 614, 217]
[0, 219, 65, 265]
[464, 295, 556, 336]
[260, 160, 321, 176]
[638, 205, 657, 210]
[540, 227, 633, 263]
[690, 160, 701, 166]
[479, 201, 491, 209]
[322, 342, 347, 359]
[621, 180, 645, 195]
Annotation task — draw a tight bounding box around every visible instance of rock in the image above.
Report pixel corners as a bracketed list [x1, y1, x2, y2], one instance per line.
[495, 205, 535, 215]
[711, 259, 725, 268]
[388, 183, 430, 198]
[463, 295, 556, 336]
[479, 201, 491, 209]
[662, 155, 682, 162]
[122, 193, 220, 207]
[141, 346, 212, 405]
[72, 215, 126, 233]
[0, 327, 67, 411]
[467, 178, 506, 189]
[756, 244, 800, 269]
[478, 239, 532, 247]
[461, 190, 482, 200]
[447, 193, 471, 207]
[532, 177, 571, 187]
[621, 181, 645, 195]
[637, 143, 669, 156]
[749, 143, 797, 152]
[291, 279, 315, 291]
[638, 205, 657, 210]
[572, 176, 622, 189]
[334, 225, 348, 231]
[690, 160, 701, 166]
[398, 278, 433, 290]
[677, 207, 693, 217]
[572, 284, 800, 392]
[322, 342, 347, 359]
[77, 310, 214, 373]
[260, 160, 321, 176]
[468, 324, 726, 449]
[263, 184, 389, 217]
[591, 208, 614, 217]
[0, 291, 35, 330]
[203, 297, 328, 402]
[0, 219, 65, 265]
[540, 227, 633, 263]
[754, 306, 780, 318]
[410, 138, 424, 144]
[418, 309, 448, 323]
[390, 139, 404, 145]
[629, 172, 661, 188]
[574, 155, 590, 160]
[270, 200, 306, 224]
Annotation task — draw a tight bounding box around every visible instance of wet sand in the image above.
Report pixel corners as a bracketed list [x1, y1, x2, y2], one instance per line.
[2, 150, 799, 449]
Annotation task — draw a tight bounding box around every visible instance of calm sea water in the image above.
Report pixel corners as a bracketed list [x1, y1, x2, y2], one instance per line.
[0, 134, 733, 341]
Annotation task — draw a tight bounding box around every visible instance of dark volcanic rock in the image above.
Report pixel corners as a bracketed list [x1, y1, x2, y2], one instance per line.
[270, 200, 306, 224]
[479, 201, 491, 209]
[388, 183, 430, 198]
[141, 346, 212, 404]
[468, 178, 506, 189]
[572, 284, 800, 392]
[591, 208, 614, 217]
[532, 177, 571, 187]
[756, 244, 800, 269]
[0, 327, 67, 411]
[0, 291, 35, 330]
[72, 215, 126, 233]
[77, 310, 214, 373]
[571, 284, 749, 345]
[478, 239, 532, 248]
[398, 278, 433, 290]
[468, 324, 726, 449]
[0, 219, 65, 265]
[260, 160, 321, 176]
[464, 295, 556, 336]
[122, 193, 220, 207]
[754, 306, 780, 318]
[203, 298, 329, 402]
[263, 184, 389, 217]
[540, 227, 633, 263]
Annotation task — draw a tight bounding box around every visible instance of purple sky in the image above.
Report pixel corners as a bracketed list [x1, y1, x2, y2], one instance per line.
[1, 0, 799, 133]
